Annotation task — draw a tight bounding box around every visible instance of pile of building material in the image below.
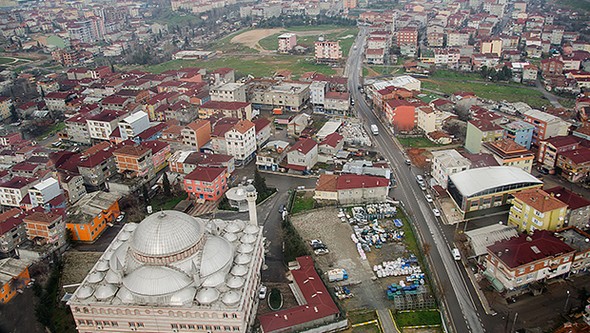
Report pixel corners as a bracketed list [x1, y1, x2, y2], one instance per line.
[334, 286, 353, 299]
[340, 122, 372, 147]
[374, 256, 422, 278]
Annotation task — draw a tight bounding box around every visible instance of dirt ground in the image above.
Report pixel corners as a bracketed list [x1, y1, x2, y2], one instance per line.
[291, 207, 417, 312]
[407, 148, 429, 169]
[62, 251, 103, 287]
[256, 281, 300, 316]
[230, 28, 346, 52]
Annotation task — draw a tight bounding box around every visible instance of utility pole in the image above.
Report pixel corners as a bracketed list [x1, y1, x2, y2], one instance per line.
[511, 312, 518, 333]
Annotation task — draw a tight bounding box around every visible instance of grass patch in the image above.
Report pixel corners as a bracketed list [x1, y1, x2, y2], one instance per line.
[258, 33, 281, 51]
[559, 0, 590, 11]
[397, 211, 419, 257]
[421, 79, 550, 108]
[255, 26, 358, 56]
[151, 192, 188, 211]
[369, 65, 401, 76]
[286, 24, 351, 32]
[559, 98, 576, 109]
[291, 193, 315, 214]
[37, 122, 65, 139]
[394, 310, 442, 327]
[141, 55, 336, 78]
[348, 309, 379, 324]
[268, 288, 283, 310]
[352, 323, 382, 333]
[430, 70, 480, 80]
[153, 9, 202, 26]
[397, 136, 443, 148]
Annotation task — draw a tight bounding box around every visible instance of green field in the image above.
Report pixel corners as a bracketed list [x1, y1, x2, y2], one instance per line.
[212, 28, 259, 54]
[143, 55, 336, 78]
[348, 310, 379, 324]
[430, 70, 480, 80]
[559, 0, 590, 11]
[421, 80, 550, 108]
[397, 136, 444, 148]
[394, 310, 442, 327]
[352, 323, 382, 333]
[291, 193, 315, 214]
[256, 26, 358, 56]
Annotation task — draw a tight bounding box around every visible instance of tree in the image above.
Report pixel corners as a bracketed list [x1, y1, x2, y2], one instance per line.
[163, 173, 171, 197]
[142, 184, 150, 205]
[9, 104, 19, 123]
[253, 169, 269, 196]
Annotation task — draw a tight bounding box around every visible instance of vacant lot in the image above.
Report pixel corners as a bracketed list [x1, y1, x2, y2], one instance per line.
[397, 137, 445, 149]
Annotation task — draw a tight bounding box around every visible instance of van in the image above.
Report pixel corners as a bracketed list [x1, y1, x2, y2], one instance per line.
[416, 175, 423, 182]
[452, 248, 461, 261]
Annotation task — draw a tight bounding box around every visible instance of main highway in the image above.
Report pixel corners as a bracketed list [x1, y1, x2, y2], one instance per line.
[345, 27, 487, 333]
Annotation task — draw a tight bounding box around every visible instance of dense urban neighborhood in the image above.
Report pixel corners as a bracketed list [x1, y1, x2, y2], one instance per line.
[0, 0, 589, 333]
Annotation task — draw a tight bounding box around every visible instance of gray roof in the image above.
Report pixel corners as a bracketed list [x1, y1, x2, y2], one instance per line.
[449, 166, 542, 197]
[465, 224, 518, 257]
[431, 149, 471, 169]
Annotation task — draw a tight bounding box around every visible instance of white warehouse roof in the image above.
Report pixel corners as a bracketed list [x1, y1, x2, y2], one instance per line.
[449, 166, 542, 197]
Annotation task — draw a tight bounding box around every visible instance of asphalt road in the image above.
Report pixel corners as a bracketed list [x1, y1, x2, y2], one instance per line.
[346, 28, 486, 333]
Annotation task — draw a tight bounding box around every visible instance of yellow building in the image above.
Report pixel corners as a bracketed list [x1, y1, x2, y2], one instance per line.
[508, 188, 568, 232]
[0, 96, 13, 121]
[0, 258, 32, 304]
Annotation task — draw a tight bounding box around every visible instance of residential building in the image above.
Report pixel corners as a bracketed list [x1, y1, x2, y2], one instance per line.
[68, 210, 263, 333]
[87, 109, 127, 141]
[366, 48, 386, 65]
[44, 91, 72, 112]
[508, 188, 568, 232]
[225, 120, 256, 165]
[0, 258, 32, 304]
[66, 191, 120, 242]
[464, 224, 519, 261]
[537, 136, 581, 173]
[169, 151, 235, 176]
[286, 138, 318, 173]
[77, 145, 118, 190]
[556, 147, 590, 183]
[181, 120, 212, 149]
[554, 227, 590, 274]
[141, 140, 171, 173]
[545, 187, 590, 230]
[26, 177, 62, 209]
[287, 113, 311, 137]
[0, 96, 13, 121]
[58, 173, 86, 204]
[396, 27, 418, 47]
[483, 139, 535, 173]
[0, 209, 26, 255]
[465, 119, 504, 154]
[383, 99, 416, 132]
[278, 33, 297, 53]
[118, 111, 150, 141]
[253, 118, 272, 148]
[318, 133, 344, 158]
[210, 83, 247, 103]
[480, 38, 503, 56]
[23, 211, 66, 249]
[198, 101, 253, 121]
[315, 40, 342, 63]
[113, 144, 154, 181]
[183, 167, 227, 202]
[324, 92, 350, 116]
[310, 81, 327, 112]
[250, 81, 310, 112]
[314, 174, 390, 205]
[0, 177, 38, 208]
[417, 106, 436, 133]
[65, 114, 91, 145]
[540, 58, 564, 75]
[256, 141, 289, 172]
[258, 256, 341, 333]
[503, 121, 535, 150]
[448, 166, 543, 219]
[431, 150, 471, 189]
[523, 109, 570, 148]
[485, 231, 575, 292]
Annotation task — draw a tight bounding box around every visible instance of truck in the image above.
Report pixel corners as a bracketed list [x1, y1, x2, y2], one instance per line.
[370, 124, 379, 135]
[327, 268, 349, 282]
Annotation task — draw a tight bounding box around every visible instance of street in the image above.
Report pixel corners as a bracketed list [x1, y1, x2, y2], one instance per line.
[346, 27, 487, 333]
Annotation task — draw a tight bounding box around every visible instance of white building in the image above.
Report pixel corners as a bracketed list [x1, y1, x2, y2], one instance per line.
[0, 177, 38, 208]
[431, 149, 471, 189]
[314, 39, 342, 62]
[210, 83, 247, 103]
[68, 206, 264, 333]
[225, 120, 256, 165]
[87, 110, 127, 141]
[118, 111, 150, 141]
[310, 81, 327, 110]
[28, 177, 61, 208]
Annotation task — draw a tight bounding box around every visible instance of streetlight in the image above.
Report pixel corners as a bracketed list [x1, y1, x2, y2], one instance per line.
[564, 290, 571, 313]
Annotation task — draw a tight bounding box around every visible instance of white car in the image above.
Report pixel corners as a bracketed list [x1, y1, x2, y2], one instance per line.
[116, 212, 125, 223]
[425, 194, 433, 203]
[432, 208, 441, 217]
[258, 285, 268, 299]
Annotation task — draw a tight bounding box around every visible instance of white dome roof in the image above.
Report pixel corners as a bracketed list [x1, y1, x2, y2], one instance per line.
[240, 234, 256, 244]
[244, 225, 259, 234]
[76, 286, 94, 299]
[202, 270, 227, 288]
[224, 232, 238, 242]
[96, 260, 109, 272]
[123, 266, 192, 296]
[235, 254, 251, 265]
[119, 231, 132, 241]
[224, 221, 244, 233]
[124, 223, 137, 231]
[116, 286, 135, 304]
[95, 284, 118, 300]
[200, 236, 234, 277]
[226, 276, 245, 289]
[87, 271, 105, 284]
[105, 269, 121, 284]
[170, 287, 197, 306]
[130, 211, 204, 259]
[196, 288, 219, 305]
[221, 291, 240, 306]
[231, 265, 248, 277]
[238, 243, 254, 254]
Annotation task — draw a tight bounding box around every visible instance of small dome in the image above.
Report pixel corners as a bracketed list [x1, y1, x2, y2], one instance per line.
[244, 225, 259, 234]
[76, 286, 94, 299]
[196, 288, 219, 305]
[235, 254, 251, 265]
[200, 236, 234, 277]
[87, 271, 105, 284]
[117, 286, 135, 304]
[124, 223, 137, 231]
[105, 269, 121, 284]
[224, 221, 244, 233]
[170, 287, 197, 306]
[111, 240, 123, 250]
[231, 265, 248, 277]
[119, 231, 132, 241]
[224, 233, 238, 242]
[240, 234, 256, 244]
[130, 211, 204, 259]
[221, 291, 240, 306]
[226, 276, 244, 289]
[238, 243, 253, 254]
[95, 260, 109, 272]
[202, 271, 226, 288]
[123, 266, 192, 296]
[95, 284, 118, 300]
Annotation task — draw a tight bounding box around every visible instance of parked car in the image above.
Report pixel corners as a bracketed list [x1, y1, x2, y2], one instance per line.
[258, 285, 267, 299]
[452, 248, 461, 261]
[405, 159, 411, 165]
[432, 208, 441, 217]
[425, 194, 433, 203]
[116, 212, 125, 223]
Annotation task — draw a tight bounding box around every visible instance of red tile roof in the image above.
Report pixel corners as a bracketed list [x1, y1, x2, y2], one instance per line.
[0, 176, 37, 189]
[185, 167, 225, 182]
[469, 119, 502, 131]
[288, 138, 317, 154]
[545, 186, 590, 210]
[336, 174, 389, 190]
[0, 208, 24, 235]
[200, 100, 250, 110]
[543, 135, 581, 148]
[258, 256, 339, 333]
[487, 230, 575, 269]
[253, 118, 271, 132]
[140, 140, 169, 154]
[560, 147, 590, 164]
[231, 120, 255, 134]
[320, 132, 343, 148]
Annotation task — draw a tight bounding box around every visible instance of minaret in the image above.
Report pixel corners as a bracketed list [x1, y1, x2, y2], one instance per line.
[245, 185, 257, 225]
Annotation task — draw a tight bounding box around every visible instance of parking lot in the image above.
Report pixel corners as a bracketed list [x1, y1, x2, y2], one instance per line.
[290, 206, 431, 313]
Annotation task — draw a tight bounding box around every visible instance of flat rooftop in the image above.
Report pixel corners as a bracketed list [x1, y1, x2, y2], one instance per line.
[555, 228, 590, 253]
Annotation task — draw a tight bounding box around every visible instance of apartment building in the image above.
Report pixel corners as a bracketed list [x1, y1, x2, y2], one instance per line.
[66, 191, 120, 242]
[113, 144, 154, 180]
[198, 101, 253, 121]
[431, 149, 471, 189]
[545, 187, 590, 230]
[523, 109, 570, 148]
[118, 111, 150, 141]
[315, 39, 342, 63]
[65, 114, 91, 144]
[27, 177, 62, 209]
[87, 109, 127, 141]
[181, 119, 212, 149]
[465, 119, 504, 154]
[287, 138, 318, 173]
[383, 99, 416, 132]
[169, 151, 235, 176]
[225, 120, 256, 165]
[183, 167, 227, 202]
[483, 139, 535, 173]
[508, 188, 568, 232]
[0, 209, 26, 255]
[0, 177, 38, 208]
[537, 136, 581, 173]
[502, 121, 535, 150]
[210, 83, 247, 102]
[556, 147, 590, 183]
[0, 96, 13, 121]
[23, 211, 66, 249]
[278, 33, 297, 53]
